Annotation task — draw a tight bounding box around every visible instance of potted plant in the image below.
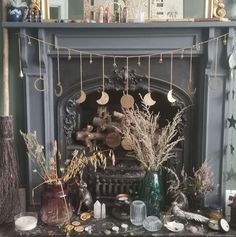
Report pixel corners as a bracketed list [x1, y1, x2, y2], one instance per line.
[119, 98, 184, 216]
[7, 0, 28, 22]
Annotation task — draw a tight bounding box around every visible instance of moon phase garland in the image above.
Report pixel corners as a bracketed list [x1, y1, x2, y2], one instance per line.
[18, 33, 229, 99]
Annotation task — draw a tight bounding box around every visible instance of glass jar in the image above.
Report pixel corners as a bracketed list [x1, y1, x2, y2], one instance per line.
[130, 200, 147, 226]
[40, 183, 73, 226]
[208, 205, 223, 220]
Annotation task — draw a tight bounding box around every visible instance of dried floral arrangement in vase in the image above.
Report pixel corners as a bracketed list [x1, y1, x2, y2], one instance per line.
[20, 131, 115, 225]
[178, 161, 215, 210]
[118, 97, 185, 215]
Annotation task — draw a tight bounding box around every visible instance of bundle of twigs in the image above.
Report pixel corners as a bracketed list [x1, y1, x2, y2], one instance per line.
[0, 116, 20, 224]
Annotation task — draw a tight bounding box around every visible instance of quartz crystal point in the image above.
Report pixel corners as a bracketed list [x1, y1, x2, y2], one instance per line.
[101, 203, 106, 219]
[94, 200, 101, 219]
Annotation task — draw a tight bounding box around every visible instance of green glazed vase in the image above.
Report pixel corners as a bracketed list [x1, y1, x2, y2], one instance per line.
[138, 171, 164, 216]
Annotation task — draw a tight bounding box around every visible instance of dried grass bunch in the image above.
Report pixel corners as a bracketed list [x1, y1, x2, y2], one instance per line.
[20, 131, 115, 184]
[180, 161, 214, 198]
[120, 99, 184, 171]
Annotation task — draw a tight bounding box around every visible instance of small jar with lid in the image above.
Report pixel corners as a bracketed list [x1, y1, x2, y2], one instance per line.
[208, 205, 223, 220]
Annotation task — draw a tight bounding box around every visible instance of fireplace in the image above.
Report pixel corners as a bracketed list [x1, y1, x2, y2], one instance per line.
[15, 22, 233, 207]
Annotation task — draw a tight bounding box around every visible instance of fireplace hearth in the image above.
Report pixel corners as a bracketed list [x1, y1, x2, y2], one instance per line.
[12, 22, 233, 207]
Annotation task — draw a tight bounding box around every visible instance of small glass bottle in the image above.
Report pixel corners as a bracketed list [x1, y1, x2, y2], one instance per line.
[208, 205, 223, 220]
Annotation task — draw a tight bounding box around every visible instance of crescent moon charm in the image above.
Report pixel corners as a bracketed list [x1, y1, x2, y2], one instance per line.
[143, 92, 156, 106]
[97, 91, 109, 105]
[34, 77, 47, 92]
[188, 80, 196, 96]
[167, 89, 176, 103]
[120, 94, 135, 109]
[76, 90, 87, 104]
[55, 83, 63, 97]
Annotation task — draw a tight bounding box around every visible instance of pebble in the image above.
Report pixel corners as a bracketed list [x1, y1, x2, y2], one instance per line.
[121, 223, 128, 231]
[112, 226, 119, 233]
[104, 229, 112, 235]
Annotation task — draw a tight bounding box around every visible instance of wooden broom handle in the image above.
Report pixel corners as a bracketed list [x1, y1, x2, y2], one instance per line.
[2, 0, 9, 116]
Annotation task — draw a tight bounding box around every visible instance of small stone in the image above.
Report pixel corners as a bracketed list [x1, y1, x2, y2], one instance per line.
[104, 229, 112, 235]
[112, 226, 119, 233]
[121, 223, 128, 231]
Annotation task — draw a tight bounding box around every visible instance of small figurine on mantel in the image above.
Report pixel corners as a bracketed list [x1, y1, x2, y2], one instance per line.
[29, 0, 41, 22]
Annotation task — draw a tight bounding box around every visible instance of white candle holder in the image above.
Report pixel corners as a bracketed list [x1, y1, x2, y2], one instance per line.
[14, 212, 38, 231]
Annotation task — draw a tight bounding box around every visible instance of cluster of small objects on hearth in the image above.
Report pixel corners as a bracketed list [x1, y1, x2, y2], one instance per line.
[14, 193, 236, 235]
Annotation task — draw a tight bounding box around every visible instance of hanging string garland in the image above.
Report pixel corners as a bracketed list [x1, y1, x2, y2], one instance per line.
[18, 32, 230, 100]
[97, 56, 109, 105]
[187, 48, 197, 96]
[34, 41, 47, 92]
[55, 48, 63, 97]
[76, 52, 87, 104]
[167, 52, 176, 103]
[143, 56, 156, 106]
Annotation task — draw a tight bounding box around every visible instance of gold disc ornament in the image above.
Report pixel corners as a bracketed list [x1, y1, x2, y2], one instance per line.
[120, 94, 134, 109]
[120, 58, 134, 109]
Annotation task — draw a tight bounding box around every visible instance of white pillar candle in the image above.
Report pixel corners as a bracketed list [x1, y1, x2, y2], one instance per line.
[15, 216, 37, 231]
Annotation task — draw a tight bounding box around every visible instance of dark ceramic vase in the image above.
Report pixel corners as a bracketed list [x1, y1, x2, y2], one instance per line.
[7, 7, 23, 22]
[40, 183, 73, 226]
[138, 171, 164, 216]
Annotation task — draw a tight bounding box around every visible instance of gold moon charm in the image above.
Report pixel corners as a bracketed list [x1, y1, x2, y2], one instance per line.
[55, 83, 63, 97]
[143, 92, 156, 106]
[121, 138, 132, 151]
[96, 91, 109, 105]
[76, 90, 87, 104]
[187, 80, 197, 96]
[120, 94, 134, 109]
[34, 77, 47, 92]
[167, 89, 176, 103]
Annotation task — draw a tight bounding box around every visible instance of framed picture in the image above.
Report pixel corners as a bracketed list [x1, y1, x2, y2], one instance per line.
[149, 0, 183, 21]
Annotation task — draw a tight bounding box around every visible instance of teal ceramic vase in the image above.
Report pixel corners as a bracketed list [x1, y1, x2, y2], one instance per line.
[138, 171, 164, 216]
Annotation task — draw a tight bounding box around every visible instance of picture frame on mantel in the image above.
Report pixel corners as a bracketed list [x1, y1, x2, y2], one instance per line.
[149, 0, 184, 21]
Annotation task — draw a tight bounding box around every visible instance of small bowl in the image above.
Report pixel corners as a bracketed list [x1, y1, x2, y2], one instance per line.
[14, 212, 38, 231]
[143, 216, 162, 232]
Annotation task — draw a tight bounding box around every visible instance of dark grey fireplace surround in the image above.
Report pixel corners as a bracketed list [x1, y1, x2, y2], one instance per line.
[3, 22, 235, 207]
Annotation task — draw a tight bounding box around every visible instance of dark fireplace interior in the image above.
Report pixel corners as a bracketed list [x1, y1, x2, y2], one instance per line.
[55, 56, 197, 203]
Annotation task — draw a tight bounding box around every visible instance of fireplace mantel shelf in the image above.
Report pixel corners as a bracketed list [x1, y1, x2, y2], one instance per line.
[2, 21, 236, 29]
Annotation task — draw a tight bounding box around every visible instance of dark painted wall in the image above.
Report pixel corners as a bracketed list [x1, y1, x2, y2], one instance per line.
[0, 3, 27, 186]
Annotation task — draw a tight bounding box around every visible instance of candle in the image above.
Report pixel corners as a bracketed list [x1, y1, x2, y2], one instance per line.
[14, 213, 38, 231]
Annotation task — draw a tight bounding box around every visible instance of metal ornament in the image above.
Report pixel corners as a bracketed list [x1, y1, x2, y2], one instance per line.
[167, 52, 176, 103]
[137, 56, 141, 67]
[143, 56, 156, 106]
[97, 56, 109, 105]
[159, 53, 163, 63]
[90, 54, 93, 64]
[34, 41, 47, 92]
[68, 49, 72, 61]
[113, 57, 117, 68]
[120, 58, 134, 109]
[76, 52, 87, 104]
[55, 48, 63, 97]
[18, 35, 24, 78]
[187, 48, 197, 95]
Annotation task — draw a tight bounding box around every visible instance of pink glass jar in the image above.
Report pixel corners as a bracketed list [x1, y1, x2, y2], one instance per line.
[40, 183, 72, 226]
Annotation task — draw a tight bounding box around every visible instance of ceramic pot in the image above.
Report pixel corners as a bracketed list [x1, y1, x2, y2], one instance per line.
[7, 6, 24, 22]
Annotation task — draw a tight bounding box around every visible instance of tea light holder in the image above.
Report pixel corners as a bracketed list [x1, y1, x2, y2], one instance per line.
[14, 212, 38, 231]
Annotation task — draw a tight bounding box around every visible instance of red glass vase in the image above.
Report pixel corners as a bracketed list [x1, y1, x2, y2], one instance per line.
[40, 183, 72, 226]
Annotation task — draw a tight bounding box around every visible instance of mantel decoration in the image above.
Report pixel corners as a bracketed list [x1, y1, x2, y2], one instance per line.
[117, 97, 185, 216]
[17, 32, 228, 112]
[20, 131, 115, 226]
[7, 0, 28, 22]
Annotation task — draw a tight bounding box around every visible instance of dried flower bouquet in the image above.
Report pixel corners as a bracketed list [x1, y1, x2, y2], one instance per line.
[20, 131, 115, 185]
[120, 98, 184, 172]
